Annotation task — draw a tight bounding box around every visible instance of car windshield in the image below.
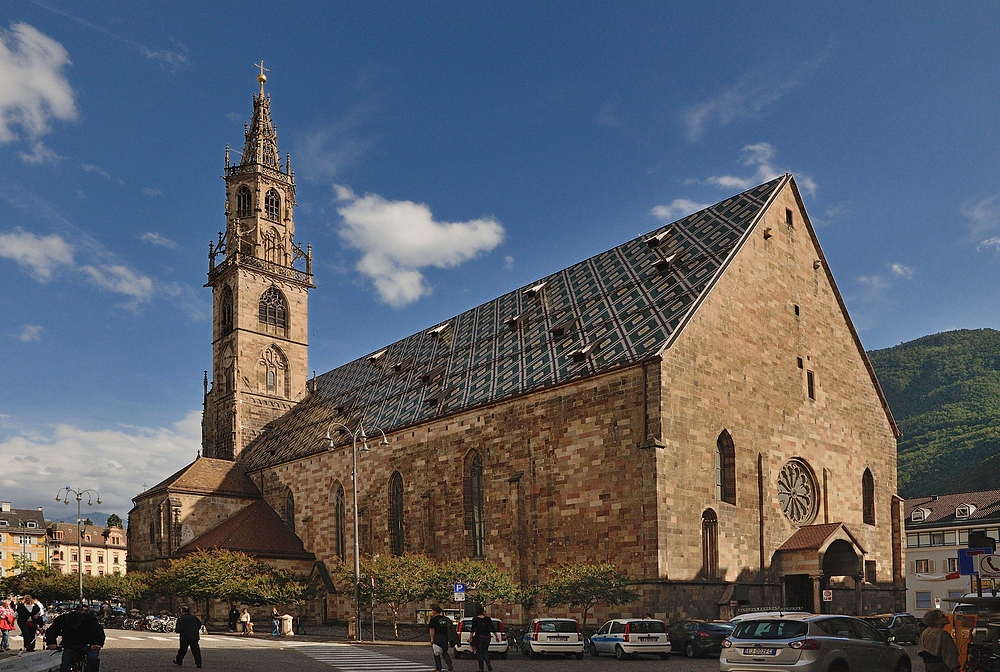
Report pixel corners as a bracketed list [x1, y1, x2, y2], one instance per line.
[627, 621, 665, 633]
[704, 622, 735, 633]
[733, 620, 809, 640]
[538, 621, 578, 633]
[865, 617, 889, 627]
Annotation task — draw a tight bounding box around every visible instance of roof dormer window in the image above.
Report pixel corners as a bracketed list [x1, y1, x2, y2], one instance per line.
[911, 508, 928, 522]
[956, 504, 975, 519]
[25, 521, 36, 528]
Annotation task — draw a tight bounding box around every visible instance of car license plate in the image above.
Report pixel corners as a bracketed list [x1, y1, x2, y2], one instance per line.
[550, 636, 568, 641]
[639, 636, 656, 642]
[744, 647, 777, 655]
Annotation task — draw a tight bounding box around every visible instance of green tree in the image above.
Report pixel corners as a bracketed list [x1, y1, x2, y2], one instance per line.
[82, 517, 94, 526]
[106, 514, 124, 529]
[432, 558, 536, 608]
[357, 554, 436, 638]
[541, 563, 639, 630]
[3, 568, 76, 603]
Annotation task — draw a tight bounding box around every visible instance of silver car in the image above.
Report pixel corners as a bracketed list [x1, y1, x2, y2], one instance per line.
[719, 613, 912, 672]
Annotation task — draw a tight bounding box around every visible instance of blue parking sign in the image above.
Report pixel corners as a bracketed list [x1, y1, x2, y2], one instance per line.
[454, 583, 465, 593]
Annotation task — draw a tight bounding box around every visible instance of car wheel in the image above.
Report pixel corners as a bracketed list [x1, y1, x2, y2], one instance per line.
[522, 642, 530, 657]
[894, 658, 912, 672]
[659, 653, 671, 660]
[589, 642, 599, 657]
[828, 662, 849, 672]
[575, 653, 584, 660]
[685, 642, 698, 658]
[615, 644, 627, 660]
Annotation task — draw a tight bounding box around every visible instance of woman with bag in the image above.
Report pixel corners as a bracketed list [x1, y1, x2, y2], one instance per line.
[16, 595, 41, 651]
[0, 600, 16, 651]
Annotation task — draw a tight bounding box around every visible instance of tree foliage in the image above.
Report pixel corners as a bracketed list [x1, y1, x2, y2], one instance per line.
[106, 514, 124, 529]
[541, 563, 638, 630]
[152, 550, 314, 606]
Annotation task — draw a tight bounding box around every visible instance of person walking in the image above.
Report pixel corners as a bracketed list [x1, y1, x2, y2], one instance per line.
[270, 607, 281, 636]
[0, 600, 16, 650]
[173, 606, 203, 668]
[239, 608, 251, 635]
[16, 594, 42, 651]
[428, 604, 454, 672]
[228, 606, 239, 633]
[44, 609, 105, 672]
[469, 606, 494, 672]
[917, 609, 960, 672]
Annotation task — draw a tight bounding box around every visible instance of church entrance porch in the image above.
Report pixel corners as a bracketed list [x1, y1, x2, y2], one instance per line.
[774, 523, 867, 615]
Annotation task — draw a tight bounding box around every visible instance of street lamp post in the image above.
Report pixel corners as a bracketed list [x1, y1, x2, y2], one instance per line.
[55, 486, 101, 605]
[325, 421, 389, 642]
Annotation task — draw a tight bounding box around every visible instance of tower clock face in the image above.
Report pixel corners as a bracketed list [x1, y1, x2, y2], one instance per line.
[221, 351, 234, 369]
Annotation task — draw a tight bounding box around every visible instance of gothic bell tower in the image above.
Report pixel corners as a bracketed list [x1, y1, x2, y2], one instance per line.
[202, 64, 313, 460]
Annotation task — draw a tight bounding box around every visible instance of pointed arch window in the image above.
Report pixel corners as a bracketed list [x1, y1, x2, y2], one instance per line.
[219, 346, 235, 395]
[236, 186, 252, 218]
[265, 189, 281, 221]
[284, 490, 295, 532]
[263, 228, 285, 266]
[862, 468, 875, 525]
[467, 451, 485, 558]
[258, 286, 288, 336]
[220, 287, 234, 335]
[332, 482, 346, 562]
[702, 508, 719, 579]
[389, 471, 404, 556]
[258, 345, 288, 398]
[717, 430, 736, 505]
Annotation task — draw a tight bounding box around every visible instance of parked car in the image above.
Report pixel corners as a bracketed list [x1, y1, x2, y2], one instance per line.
[719, 613, 911, 672]
[667, 618, 735, 657]
[729, 609, 811, 623]
[588, 618, 671, 660]
[454, 617, 509, 659]
[861, 613, 920, 644]
[520, 617, 584, 659]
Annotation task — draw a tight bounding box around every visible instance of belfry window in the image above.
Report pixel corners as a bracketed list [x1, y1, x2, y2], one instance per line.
[258, 286, 288, 335]
[258, 345, 288, 398]
[236, 186, 252, 218]
[862, 468, 875, 525]
[468, 451, 485, 557]
[716, 430, 736, 505]
[702, 509, 719, 579]
[265, 189, 281, 221]
[389, 471, 404, 556]
[333, 482, 346, 562]
[263, 228, 284, 265]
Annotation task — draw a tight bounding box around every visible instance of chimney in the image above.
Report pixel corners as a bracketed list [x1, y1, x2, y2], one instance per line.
[0, 502, 10, 513]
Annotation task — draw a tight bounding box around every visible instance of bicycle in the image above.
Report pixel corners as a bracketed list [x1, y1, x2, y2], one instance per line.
[50, 645, 97, 672]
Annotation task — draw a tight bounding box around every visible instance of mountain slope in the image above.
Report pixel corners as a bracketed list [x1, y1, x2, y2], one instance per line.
[867, 328, 1000, 497]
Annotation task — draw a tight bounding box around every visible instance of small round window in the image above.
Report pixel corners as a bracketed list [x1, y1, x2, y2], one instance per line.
[777, 458, 819, 525]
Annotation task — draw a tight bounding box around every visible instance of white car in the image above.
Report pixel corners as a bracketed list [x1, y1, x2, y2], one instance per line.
[588, 618, 672, 660]
[454, 617, 509, 659]
[520, 618, 585, 659]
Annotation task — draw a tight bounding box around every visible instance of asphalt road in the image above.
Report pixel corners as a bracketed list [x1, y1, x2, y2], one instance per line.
[27, 631, 927, 672]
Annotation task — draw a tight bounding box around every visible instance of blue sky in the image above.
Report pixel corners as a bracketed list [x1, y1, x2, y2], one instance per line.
[3, 1, 1000, 517]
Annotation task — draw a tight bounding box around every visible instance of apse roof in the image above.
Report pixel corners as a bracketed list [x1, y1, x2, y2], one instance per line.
[134, 457, 261, 502]
[175, 500, 314, 561]
[238, 176, 787, 472]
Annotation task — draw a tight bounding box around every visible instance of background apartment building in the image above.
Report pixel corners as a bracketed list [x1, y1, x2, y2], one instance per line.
[904, 489, 1000, 616]
[0, 502, 47, 577]
[47, 522, 127, 577]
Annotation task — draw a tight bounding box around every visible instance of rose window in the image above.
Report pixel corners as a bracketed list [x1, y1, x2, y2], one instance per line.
[777, 458, 819, 525]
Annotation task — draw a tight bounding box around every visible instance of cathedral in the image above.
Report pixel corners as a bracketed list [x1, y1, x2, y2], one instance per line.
[128, 72, 906, 624]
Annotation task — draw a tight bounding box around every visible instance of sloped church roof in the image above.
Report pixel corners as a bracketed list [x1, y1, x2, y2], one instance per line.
[238, 176, 805, 471]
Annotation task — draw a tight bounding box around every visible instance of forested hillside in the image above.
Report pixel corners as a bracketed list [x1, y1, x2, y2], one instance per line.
[867, 329, 1000, 497]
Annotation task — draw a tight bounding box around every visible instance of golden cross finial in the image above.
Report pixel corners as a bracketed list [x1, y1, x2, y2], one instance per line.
[255, 60, 269, 93]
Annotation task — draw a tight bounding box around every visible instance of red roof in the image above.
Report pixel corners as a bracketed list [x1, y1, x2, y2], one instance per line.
[776, 522, 865, 553]
[135, 457, 261, 501]
[174, 500, 314, 561]
[905, 489, 1000, 526]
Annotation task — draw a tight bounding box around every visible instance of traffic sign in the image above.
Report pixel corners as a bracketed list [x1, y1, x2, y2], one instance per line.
[959, 548, 993, 575]
[454, 583, 466, 593]
[453, 592, 466, 602]
[979, 554, 1000, 578]
[822, 589, 833, 602]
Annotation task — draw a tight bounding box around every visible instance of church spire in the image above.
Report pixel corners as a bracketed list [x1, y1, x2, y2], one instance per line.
[242, 61, 280, 170]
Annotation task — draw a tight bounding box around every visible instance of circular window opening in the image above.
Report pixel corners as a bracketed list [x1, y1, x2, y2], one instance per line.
[777, 458, 819, 525]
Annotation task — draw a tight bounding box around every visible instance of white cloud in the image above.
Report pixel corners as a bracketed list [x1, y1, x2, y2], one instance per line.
[694, 143, 818, 197]
[16, 324, 41, 342]
[0, 227, 74, 280]
[82, 163, 111, 179]
[965, 195, 1000, 238]
[139, 231, 177, 248]
[0, 411, 202, 514]
[335, 185, 506, 307]
[684, 48, 829, 141]
[80, 264, 155, 304]
[142, 187, 162, 197]
[141, 40, 188, 71]
[889, 263, 913, 279]
[0, 23, 77, 156]
[504, 255, 514, 270]
[651, 199, 710, 221]
[978, 236, 1000, 253]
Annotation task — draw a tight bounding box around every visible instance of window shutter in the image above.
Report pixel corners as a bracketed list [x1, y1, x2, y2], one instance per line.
[929, 560, 935, 573]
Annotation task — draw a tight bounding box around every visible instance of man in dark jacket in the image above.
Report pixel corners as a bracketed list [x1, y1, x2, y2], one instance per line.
[44, 609, 105, 672]
[16, 594, 42, 651]
[173, 606, 203, 668]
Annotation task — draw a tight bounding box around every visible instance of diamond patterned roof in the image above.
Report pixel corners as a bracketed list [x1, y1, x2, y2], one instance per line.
[239, 176, 785, 472]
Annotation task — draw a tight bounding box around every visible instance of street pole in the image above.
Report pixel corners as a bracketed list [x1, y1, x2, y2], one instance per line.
[55, 486, 101, 606]
[325, 420, 389, 642]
